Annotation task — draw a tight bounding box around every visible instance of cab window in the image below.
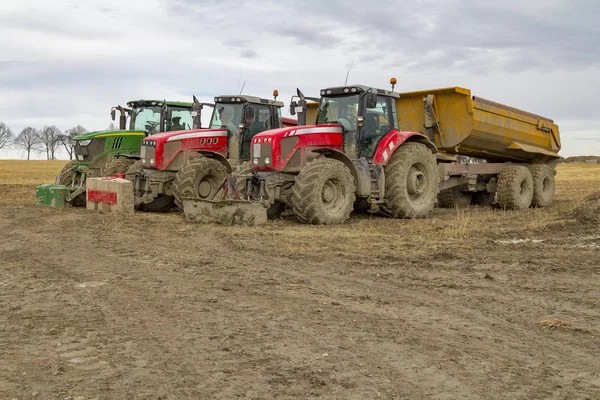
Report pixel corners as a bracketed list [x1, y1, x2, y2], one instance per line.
[361, 97, 392, 158]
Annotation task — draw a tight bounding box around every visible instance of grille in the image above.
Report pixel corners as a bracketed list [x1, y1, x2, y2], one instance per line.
[74, 138, 106, 161]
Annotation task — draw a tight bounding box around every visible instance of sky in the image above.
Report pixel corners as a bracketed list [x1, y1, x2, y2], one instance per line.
[0, 0, 599, 159]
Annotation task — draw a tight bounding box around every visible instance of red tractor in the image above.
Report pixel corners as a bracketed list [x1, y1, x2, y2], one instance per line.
[127, 92, 295, 211]
[237, 84, 440, 224]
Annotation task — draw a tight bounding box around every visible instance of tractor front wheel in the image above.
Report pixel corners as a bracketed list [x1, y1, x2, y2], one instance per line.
[59, 161, 78, 186]
[173, 157, 227, 209]
[382, 142, 438, 218]
[103, 158, 136, 177]
[291, 158, 356, 225]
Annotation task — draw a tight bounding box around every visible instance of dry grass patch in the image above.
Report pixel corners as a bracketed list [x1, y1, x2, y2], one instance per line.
[0, 160, 68, 206]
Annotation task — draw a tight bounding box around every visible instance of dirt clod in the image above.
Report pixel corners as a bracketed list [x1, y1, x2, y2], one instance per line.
[570, 191, 600, 223]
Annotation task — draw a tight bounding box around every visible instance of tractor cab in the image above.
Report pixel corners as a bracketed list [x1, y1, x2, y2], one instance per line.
[315, 85, 400, 159]
[125, 100, 196, 135]
[209, 94, 285, 160]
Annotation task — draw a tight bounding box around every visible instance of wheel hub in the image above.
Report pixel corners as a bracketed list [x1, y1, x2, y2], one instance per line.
[322, 182, 336, 203]
[198, 179, 212, 198]
[407, 168, 425, 195]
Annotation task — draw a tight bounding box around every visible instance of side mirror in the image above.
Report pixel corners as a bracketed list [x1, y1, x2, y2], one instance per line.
[289, 100, 298, 116]
[245, 106, 255, 120]
[111, 108, 116, 121]
[161, 104, 168, 118]
[366, 92, 378, 109]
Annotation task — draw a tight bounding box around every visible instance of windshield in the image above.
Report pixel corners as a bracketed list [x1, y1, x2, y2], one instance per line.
[317, 95, 359, 132]
[165, 106, 193, 131]
[131, 106, 162, 134]
[210, 103, 243, 134]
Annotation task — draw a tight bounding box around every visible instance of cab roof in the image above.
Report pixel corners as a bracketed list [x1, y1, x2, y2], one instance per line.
[126, 99, 194, 108]
[319, 85, 399, 98]
[214, 95, 284, 107]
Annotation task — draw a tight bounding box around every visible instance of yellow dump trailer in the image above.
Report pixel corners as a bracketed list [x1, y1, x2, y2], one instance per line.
[398, 87, 561, 163]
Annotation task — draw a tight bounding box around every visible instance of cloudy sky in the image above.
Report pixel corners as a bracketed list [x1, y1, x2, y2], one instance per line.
[1, 0, 599, 159]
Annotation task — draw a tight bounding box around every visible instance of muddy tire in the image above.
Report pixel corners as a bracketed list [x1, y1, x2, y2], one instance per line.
[437, 187, 472, 208]
[233, 161, 253, 197]
[472, 191, 496, 205]
[103, 158, 135, 177]
[139, 195, 174, 213]
[528, 164, 555, 207]
[59, 161, 78, 186]
[173, 157, 227, 209]
[497, 165, 533, 210]
[124, 160, 144, 182]
[267, 201, 284, 219]
[291, 158, 356, 225]
[382, 142, 438, 218]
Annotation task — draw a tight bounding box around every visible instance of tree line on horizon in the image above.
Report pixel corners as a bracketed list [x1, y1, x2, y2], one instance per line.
[0, 122, 117, 160]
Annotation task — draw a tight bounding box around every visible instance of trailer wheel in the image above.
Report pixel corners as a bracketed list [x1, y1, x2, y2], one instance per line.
[437, 186, 472, 208]
[124, 160, 144, 182]
[59, 161, 77, 186]
[103, 158, 135, 177]
[472, 191, 496, 206]
[528, 164, 555, 207]
[497, 165, 533, 210]
[291, 158, 356, 224]
[173, 157, 227, 209]
[382, 142, 438, 218]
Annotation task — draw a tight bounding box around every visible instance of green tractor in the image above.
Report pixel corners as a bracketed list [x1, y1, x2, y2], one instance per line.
[58, 99, 196, 205]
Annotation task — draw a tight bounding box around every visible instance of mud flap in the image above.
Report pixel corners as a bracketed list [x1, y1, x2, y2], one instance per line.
[182, 198, 269, 226]
[182, 175, 269, 226]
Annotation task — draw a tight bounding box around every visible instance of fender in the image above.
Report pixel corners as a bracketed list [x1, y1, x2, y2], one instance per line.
[196, 151, 233, 173]
[311, 148, 358, 183]
[372, 130, 437, 165]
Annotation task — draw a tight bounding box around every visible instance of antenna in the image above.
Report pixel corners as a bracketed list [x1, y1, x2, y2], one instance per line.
[236, 69, 242, 94]
[239, 81, 246, 95]
[344, 60, 355, 86]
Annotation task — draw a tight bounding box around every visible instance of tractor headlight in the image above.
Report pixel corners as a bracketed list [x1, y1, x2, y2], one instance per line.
[77, 139, 92, 146]
[264, 157, 271, 165]
[253, 158, 259, 165]
[150, 158, 155, 165]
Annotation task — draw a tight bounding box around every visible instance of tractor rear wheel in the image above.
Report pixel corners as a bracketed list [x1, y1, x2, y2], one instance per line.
[59, 161, 77, 186]
[173, 157, 227, 209]
[103, 158, 135, 177]
[291, 158, 356, 224]
[497, 165, 533, 210]
[528, 164, 555, 207]
[437, 186, 472, 208]
[382, 142, 438, 218]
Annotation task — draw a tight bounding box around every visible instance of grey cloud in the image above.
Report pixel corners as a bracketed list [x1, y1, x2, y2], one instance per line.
[240, 49, 259, 58]
[275, 26, 342, 48]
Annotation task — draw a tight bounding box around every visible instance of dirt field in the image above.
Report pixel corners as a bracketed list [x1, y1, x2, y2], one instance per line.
[1, 161, 599, 399]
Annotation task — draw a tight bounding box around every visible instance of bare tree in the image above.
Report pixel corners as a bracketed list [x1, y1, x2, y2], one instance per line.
[40, 125, 63, 160]
[0, 122, 13, 150]
[59, 125, 87, 160]
[14, 127, 41, 160]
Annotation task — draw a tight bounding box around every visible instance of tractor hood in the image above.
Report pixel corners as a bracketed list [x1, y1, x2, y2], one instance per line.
[143, 128, 228, 145]
[73, 129, 146, 141]
[252, 124, 343, 142]
[141, 128, 229, 171]
[251, 124, 344, 171]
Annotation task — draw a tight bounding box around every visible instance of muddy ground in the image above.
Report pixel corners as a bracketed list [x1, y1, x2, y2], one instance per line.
[1, 168, 599, 399]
